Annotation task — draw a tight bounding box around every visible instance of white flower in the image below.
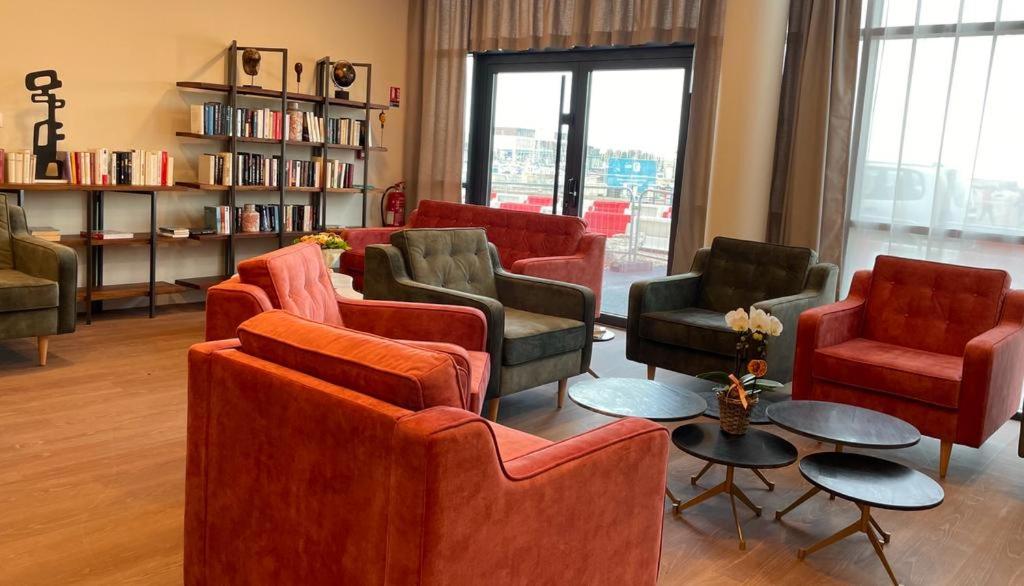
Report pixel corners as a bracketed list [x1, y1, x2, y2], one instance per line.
[724, 308, 749, 332]
[749, 307, 771, 334]
[768, 315, 784, 337]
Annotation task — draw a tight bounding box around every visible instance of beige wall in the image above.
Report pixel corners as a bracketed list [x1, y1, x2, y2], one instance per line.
[703, 0, 789, 245]
[0, 0, 409, 305]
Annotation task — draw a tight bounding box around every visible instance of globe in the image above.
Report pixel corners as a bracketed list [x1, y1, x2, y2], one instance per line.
[332, 60, 356, 89]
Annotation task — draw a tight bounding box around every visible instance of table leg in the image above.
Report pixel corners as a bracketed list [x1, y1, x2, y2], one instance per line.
[869, 514, 892, 544]
[673, 479, 727, 514]
[774, 486, 821, 521]
[866, 510, 900, 586]
[665, 486, 679, 506]
[690, 461, 714, 485]
[796, 515, 861, 559]
[731, 484, 763, 517]
[752, 468, 775, 491]
[797, 504, 900, 586]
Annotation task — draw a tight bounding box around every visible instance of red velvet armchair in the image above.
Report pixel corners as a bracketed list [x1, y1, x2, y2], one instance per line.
[335, 200, 606, 315]
[204, 242, 491, 413]
[186, 310, 670, 585]
[793, 255, 1024, 477]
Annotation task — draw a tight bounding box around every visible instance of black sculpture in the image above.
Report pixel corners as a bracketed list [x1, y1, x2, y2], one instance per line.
[26, 70, 67, 181]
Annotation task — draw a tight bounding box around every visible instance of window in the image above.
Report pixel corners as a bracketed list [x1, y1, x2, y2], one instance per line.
[846, 0, 1024, 294]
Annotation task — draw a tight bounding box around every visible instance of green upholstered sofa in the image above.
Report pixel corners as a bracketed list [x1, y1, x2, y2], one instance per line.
[364, 228, 595, 420]
[0, 194, 78, 365]
[627, 236, 837, 383]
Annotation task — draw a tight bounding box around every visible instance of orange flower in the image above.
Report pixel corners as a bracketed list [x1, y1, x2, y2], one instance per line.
[747, 359, 768, 378]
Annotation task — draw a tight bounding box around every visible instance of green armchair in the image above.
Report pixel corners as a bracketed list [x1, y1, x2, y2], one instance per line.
[364, 228, 595, 420]
[0, 194, 78, 365]
[627, 236, 837, 383]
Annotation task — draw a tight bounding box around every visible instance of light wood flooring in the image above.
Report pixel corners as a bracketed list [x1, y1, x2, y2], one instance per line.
[1, 304, 1022, 585]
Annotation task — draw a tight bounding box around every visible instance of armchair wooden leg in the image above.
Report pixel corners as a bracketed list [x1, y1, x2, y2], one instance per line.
[557, 379, 568, 409]
[485, 398, 500, 422]
[939, 440, 952, 479]
[37, 336, 49, 367]
[647, 365, 656, 380]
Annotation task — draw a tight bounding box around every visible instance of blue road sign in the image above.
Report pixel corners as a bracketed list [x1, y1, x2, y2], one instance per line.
[606, 158, 658, 193]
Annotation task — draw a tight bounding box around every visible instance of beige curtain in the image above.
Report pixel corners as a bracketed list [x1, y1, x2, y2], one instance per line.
[403, 0, 472, 205]
[767, 0, 861, 266]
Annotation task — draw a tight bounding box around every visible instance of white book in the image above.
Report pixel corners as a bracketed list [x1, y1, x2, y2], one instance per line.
[166, 156, 174, 186]
[190, 105, 205, 134]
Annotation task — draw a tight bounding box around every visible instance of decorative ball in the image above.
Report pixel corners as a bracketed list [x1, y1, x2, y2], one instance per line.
[242, 49, 261, 76]
[332, 60, 356, 89]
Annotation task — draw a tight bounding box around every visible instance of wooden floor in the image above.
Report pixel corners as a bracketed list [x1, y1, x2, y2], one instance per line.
[1, 304, 1022, 585]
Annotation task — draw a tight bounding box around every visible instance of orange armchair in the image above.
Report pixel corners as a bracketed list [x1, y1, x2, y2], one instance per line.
[186, 311, 670, 585]
[204, 242, 491, 413]
[793, 255, 1024, 477]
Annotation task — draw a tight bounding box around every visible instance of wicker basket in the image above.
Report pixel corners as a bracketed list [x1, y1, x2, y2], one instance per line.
[716, 389, 759, 435]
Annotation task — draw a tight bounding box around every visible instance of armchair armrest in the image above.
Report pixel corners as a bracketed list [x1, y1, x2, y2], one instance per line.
[12, 234, 78, 334]
[336, 297, 488, 351]
[205, 277, 274, 341]
[959, 289, 1024, 446]
[792, 269, 872, 397]
[494, 270, 595, 324]
[333, 226, 403, 252]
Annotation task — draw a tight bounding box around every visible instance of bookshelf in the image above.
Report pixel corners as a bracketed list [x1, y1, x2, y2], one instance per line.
[174, 41, 389, 291]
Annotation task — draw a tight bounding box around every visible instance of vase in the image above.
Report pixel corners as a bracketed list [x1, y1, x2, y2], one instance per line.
[716, 388, 758, 435]
[322, 248, 343, 271]
[241, 211, 260, 233]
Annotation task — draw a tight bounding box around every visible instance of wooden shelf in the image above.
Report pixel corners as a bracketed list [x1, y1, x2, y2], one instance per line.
[76, 281, 187, 302]
[0, 183, 186, 192]
[174, 182, 321, 192]
[175, 275, 231, 290]
[175, 131, 387, 152]
[176, 81, 389, 110]
[235, 231, 279, 239]
[62, 233, 158, 246]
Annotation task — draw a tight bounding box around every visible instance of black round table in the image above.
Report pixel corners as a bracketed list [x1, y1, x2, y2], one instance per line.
[568, 377, 709, 422]
[796, 452, 943, 585]
[671, 423, 798, 550]
[767, 401, 921, 529]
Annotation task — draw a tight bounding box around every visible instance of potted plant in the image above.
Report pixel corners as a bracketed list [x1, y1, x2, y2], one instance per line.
[699, 307, 784, 435]
[293, 232, 350, 270]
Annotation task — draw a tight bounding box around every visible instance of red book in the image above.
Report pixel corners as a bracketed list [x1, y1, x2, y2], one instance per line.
[161, 151, 168, 186]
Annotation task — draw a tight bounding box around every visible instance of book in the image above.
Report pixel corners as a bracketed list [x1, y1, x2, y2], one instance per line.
[158, 227, 190, 238]
[204, 205, 232, 234]
[80, 229, 133, 240]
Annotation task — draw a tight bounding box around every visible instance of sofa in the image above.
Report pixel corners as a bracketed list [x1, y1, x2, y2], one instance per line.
[186, 310, 669, 585]
[204, 242, 491, 413]
[364, 228, 595, 420]
[627, 236, 838, 383]
[335, 200, 606, 314]
[0, 194, 77, 365]
[793, 255, 1024, 477]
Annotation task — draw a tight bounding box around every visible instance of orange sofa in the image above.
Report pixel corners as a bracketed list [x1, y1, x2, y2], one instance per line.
[336, 200, 606, 314]
[204, 242, 491, 413]
[186, 310, 670, 585]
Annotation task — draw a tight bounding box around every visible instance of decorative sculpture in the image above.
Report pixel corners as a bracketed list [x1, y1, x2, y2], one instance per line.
[242, 48, 261, 87]
[294, 62, 303, 93]
[25, 70, 67, 181]
[332, 60, 356, 99]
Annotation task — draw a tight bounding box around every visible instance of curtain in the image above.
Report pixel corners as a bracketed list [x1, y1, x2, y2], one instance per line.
[767, 0, 861, 266]
[403, 0, 472, 205]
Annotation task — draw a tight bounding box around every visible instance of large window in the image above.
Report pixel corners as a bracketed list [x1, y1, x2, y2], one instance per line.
[846, 0, 1024, 294]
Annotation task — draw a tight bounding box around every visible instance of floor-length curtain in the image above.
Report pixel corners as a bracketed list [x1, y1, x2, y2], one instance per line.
[767, 0, 861, 266]
[403, 0, 471, 205]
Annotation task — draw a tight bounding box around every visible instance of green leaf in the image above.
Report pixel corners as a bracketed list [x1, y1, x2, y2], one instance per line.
[697, 371, 732, 384]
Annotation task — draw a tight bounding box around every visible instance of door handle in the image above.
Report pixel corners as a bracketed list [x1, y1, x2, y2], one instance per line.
[566, 177, 578, 209]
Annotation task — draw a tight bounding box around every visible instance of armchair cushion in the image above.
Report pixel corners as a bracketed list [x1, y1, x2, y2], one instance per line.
[698, 237, 813, 313]
[0, 269, 58, 311]
[638, 307, 733, 356]
[813, 338, 963, 409]
[503, 307, 586, 366]
[237, 310, 471, 411]
[391, 228, 498, 298]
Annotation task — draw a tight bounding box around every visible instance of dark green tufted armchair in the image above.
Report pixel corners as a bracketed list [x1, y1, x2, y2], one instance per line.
[364, 228, 595, 420]
[627, 236, 837, 383]
[0, 194, 78, 365]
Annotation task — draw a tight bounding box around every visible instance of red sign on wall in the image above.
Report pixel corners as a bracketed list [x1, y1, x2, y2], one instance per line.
[389, 86, 400, 108]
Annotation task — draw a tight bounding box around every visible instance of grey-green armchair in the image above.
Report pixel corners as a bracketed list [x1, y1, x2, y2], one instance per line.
[0, 194, 78, 365]
[627, 236, 837, 383]
[364, 228, 595, 420]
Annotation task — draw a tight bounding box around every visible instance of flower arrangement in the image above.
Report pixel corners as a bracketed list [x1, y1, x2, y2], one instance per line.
[293, 232, 350, 250]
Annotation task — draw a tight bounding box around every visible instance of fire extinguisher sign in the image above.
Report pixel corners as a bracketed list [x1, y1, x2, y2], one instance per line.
[389, 87, 400, 108]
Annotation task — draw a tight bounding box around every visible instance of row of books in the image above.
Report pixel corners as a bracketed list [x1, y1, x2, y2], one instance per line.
[197, 153, 352, 189]
[0, 148, 174, 186]
[188, 103, 368, 145]
[204, 204, 317, 234]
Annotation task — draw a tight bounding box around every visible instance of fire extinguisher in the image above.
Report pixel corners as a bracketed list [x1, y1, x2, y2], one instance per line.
[381, 181, 406, 227]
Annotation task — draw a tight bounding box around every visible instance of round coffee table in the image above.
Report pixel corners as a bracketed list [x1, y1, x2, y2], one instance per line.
[796, 452, 943, 585]
[767, 400, 920, 530]
[568, 377, 709, 421]
[671, 423, 798, 550]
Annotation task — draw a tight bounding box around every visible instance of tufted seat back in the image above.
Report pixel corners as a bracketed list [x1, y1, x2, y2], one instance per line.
[863, 255, 1010, 356]
[391, 228, 498, 298]
[409, 200, 585, 268]
[697, 237, 814, 313]
[237, 242, 343, 326]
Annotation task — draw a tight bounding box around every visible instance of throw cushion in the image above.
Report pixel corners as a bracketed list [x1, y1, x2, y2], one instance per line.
[503, 307, 586, 366]
[237, 310, 469, 411]
[0, 269, 58, 312]
[391, 228, 498, 298]
[638, 308, 734, 356]
[698, 237, 813, 313]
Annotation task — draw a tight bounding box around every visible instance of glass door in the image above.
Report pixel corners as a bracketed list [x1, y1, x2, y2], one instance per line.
[467, 48, 692, 324]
